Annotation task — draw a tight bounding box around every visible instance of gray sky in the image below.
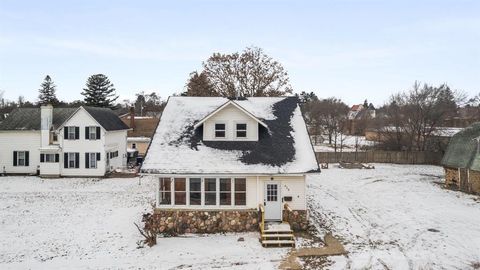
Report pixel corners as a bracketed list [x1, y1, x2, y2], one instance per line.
[0, 0, 479, 106]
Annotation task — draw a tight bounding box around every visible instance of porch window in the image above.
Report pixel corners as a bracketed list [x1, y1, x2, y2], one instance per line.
[189, 178, 201, 205]
[215, 123, 225, 138]
[159, 178, 171, 205]
[236, 123, 247, 138]
[234, 178, 246, 205]
[204, 178, 217, 205]
[174, 178, 186, 205]
[220, 178, 232, 205]
[40, 153, 58, 163]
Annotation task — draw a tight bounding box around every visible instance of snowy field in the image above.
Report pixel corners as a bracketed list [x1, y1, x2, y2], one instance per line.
[308, 164, 480, 269]
[0, 176, 286, 269]
[1, 165, 480, 269]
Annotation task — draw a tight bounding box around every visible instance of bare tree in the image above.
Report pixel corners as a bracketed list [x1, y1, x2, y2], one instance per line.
[199, 47, 292, 97]
[309, 98, 349, 145]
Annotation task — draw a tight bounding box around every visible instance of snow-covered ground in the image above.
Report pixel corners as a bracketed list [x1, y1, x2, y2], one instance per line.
[312, 134, 374, 152]
[0, 176, 286, 269]
[2, 165, 480, 269]
[307, 164, 480, 269]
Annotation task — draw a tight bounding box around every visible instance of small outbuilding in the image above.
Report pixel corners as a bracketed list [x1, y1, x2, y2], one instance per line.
[441, 122, 480, 194]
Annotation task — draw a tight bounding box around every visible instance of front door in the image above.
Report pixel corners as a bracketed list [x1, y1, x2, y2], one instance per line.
[264, 182, 282, 221]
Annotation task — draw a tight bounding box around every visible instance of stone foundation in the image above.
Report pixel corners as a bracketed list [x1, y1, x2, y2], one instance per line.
[144, 209, 259, 235]
[283, 209, 309, 231]
[444, 167, 459, 189]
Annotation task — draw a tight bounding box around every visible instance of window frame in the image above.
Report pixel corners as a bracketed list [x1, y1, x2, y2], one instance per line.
[17, 151, 26, 166]
[214, 123, 226, 138]
[87, 152, 97, 169]
[88, 126, 97, 140]
[67, 126, 76, 140]
[235, 123, 247, 138]
[43, 153, 56, 163]
[68, 152, 76, 168]
[156, 176, 248, 208]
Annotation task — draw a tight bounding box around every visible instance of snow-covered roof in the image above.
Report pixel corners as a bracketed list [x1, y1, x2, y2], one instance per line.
[141, 96, 319, 175]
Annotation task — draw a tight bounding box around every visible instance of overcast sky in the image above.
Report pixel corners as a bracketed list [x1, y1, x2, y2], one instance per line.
[0, 0, 478, 106]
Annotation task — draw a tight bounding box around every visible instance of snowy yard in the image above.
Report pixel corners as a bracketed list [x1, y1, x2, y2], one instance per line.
[312, 134, 374, 152]
[0, 177, 286, 269]
[1, 165, 480, 269]
[308, 164, 480, 269]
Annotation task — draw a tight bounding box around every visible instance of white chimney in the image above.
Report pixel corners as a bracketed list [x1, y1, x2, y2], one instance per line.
[41, 104, 53, 147]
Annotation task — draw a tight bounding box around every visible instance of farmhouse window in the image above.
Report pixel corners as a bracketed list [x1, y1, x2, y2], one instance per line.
[64, 152, 80, 168]
[236, 123, 247, 138]
[13, 151, 29, 166]
[215, 123, 226, 138]
[40, 153, 59, 163]
[204, 178, 217, 205]
[174, 178, 186, 205]
[234, 178, 246, 205]
[189, 178, 201, 205]
[85, 152, 100, 169]
[159, 178, 171, 205]
[220, 178, 232, 205]
[64, 126, 79, 140]
[86, 126, 101, 140]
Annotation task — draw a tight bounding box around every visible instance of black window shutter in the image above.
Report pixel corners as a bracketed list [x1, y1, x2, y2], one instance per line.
[40, 154, 45, 163]
[96, 152, 101, 161]
[55, 154, 59, 163]
[13, 151, 17, 166]
[25, 151, 29, 166]
[75, 127, 80, 140]
[85, 153, 90, 169]
[75, 153, 80, 168]
[64, 127, 68, 140]
[85, 127, 89, 140]
[64, 153, 68, 168]
[96, 127, 101, 140]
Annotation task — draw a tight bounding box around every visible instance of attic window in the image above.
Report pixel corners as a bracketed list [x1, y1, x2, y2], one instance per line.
[215, 123, 226, 138]
[236, 123, 247, 138]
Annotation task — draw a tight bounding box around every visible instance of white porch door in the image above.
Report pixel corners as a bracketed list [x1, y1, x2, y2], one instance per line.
[264, 182, 282, 221]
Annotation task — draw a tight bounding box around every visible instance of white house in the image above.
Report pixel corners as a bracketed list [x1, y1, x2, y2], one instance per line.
[141, 96, 319, 246]
[0, 105, 129, 177]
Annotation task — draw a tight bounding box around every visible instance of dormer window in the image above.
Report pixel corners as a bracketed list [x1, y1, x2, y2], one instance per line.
[236, 123, 247, 138]
[215, 123, 226, 138]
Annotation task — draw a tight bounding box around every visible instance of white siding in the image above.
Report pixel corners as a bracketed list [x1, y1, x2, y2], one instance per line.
[0, 131, 41, 174]
[59, 108, 106, 177]
[105, 130, 128, 170]
[203, 104, 259, 141]
[258, 176, 306, 210]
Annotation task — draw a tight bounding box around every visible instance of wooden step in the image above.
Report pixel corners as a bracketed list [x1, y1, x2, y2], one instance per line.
[261, 233, 294, 239]
[261, 239, 295, 247]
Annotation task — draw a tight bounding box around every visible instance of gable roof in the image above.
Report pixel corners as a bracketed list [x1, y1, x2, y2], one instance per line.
[0, 106, 129, 131]
[141, 96, 319, 175]
[441, 122, 480, 170]
[193, 100, 268, 129]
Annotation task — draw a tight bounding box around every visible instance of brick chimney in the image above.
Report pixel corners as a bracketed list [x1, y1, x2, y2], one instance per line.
[129, 106, 135, 129]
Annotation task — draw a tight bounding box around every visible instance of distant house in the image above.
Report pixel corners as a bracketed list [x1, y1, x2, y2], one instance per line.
[441, 123, 480, 194]
[120, 108, 159, 160]
[346, 103, 376, 135]
[0, 105, 129, 177]
[140, 96, 319, 246]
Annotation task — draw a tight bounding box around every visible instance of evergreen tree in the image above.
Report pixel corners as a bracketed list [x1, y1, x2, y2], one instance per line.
[81, 74, 119, 108]
[38, 75, 59, 105]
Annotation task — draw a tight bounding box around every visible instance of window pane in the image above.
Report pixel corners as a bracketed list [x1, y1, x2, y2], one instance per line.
[235, 178, 246, 191]
[215, 123, 225, 130]
[220, 192, 231, 205]
[175, 192, 186, 205]
[215, 131, 225, 138]
[205, 193, 216, 205]
[220, 178, 231, 191]
[235, 193, 246, 205]
[174, 178, 186, 191]
[190, 192, 201, 205]
[236, 131, 247, 137]
[205, 178, 216, 192]
[159, 178, 171, 205]
[190, 178, 201, 192]
[236, 124, 246, 130]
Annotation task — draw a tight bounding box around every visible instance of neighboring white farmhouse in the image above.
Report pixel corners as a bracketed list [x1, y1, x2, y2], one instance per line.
[0, 105, 129, 177]
[141, 97, 319, 244]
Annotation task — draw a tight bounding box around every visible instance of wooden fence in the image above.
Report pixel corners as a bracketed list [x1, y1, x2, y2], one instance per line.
[315, 150, 443, 165]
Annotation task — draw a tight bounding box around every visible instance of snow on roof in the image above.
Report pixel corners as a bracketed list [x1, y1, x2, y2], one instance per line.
[141, 96, 319, 174]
